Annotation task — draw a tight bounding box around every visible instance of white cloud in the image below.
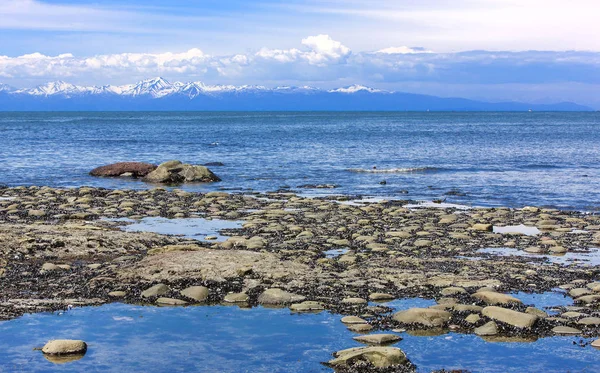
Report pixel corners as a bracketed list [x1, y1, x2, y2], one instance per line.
[0, 48, 211, 79]
[300, 34, 351, 65]
[375, 47, 433, 55]
[256, 34, 351, 66]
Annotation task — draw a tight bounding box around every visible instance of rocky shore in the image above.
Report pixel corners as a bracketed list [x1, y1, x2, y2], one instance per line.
[1, 185, 599, 371]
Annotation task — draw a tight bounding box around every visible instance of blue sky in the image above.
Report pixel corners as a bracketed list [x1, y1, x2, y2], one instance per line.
[1, 0, 600, 107]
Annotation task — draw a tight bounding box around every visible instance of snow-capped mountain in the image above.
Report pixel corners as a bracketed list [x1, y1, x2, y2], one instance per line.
[0, 77, 591, 111]
[329, 85, 382, 93]
[0, 83, 16, 93]
[3, 77, 294, 99]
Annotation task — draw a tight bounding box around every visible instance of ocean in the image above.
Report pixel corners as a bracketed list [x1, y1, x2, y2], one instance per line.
[1, 111, 599, 210]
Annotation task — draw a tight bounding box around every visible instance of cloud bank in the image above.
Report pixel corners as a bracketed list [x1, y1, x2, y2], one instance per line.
[2, 35, 600, 85]
[2, 34, 600, 107]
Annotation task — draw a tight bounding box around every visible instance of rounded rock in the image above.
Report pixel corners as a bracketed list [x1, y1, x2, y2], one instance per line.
[42, 340, 87, 355]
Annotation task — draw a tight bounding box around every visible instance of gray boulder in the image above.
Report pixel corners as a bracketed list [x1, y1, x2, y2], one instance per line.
[143, 160, 221, 184]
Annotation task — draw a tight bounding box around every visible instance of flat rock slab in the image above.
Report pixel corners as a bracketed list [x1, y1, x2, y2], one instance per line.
[353, 334, 402, 345]
[552, 326, 582, 335]
[392, 308, 451, 327]
[592, 339, 600, 348]
[108, 291, 126, 297]
[575, 294, 600, 304]
[290, 301, 324, 312]
[156, 297, 188, 305]
[329, 346, 408, 368]
[341, 297, 368, 305]
[472, 291, 522, 306]
[42, 340, 87, 355]
[482, 306, 538, 329]
[369, 293, 395, 301]
[347, 324, 374, 333]
[341, 316, 368, 325]
[577, 317, 600, 326]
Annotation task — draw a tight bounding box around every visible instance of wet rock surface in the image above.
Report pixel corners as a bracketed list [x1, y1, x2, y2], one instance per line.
[90, 162, 157, 178]
[0, 186, 599, 371]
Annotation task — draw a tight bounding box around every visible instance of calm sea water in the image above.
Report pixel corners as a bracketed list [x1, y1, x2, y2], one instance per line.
[1, 111, 599, 210]
[1, 302, 598, 373]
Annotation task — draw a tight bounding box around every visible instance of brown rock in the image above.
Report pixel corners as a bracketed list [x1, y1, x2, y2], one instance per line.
[90, 162, 156, 177]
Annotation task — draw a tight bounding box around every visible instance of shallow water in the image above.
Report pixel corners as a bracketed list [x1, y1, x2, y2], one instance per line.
[511, 290, 573, 313]
[493, 225, 541, 236]
[122, 217, 242, 242]
[1, 112, 600, 210]
[477, 247, 600, 266]
[1, 303, 599, 373]
[323, 248, 349, 258]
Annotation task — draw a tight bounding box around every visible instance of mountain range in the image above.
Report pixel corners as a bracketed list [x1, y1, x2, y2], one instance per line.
[0, 77, 592, 111]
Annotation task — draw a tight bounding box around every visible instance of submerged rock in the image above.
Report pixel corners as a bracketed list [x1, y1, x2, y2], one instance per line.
[42, 340, 87, 355]
[328, 346, 409, 368]
[90, 162, 157, 178]
[142, 160, 221, 184]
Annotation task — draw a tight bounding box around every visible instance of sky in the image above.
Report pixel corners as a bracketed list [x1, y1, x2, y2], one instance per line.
[1, 0, 600, 107]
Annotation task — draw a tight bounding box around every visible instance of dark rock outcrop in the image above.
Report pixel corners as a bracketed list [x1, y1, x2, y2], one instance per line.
[90, 162, 157, 178]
